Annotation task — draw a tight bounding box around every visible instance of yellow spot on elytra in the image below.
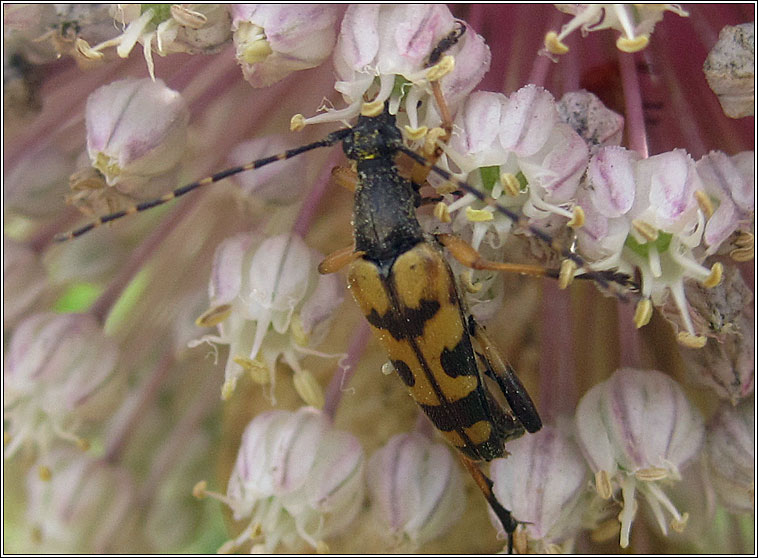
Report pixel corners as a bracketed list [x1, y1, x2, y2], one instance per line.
[544, 31, 569, 54]
[464, 420, 492, 445]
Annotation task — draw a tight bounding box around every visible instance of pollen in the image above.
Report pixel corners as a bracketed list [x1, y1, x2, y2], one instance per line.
[616, 35, 650, 53]
[544, 31, 569, 55]
[633, 298, 653, 328]
[426, 54, 455, 82]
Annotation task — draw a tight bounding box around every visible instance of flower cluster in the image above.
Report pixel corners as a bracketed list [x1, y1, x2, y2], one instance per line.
[3, 4, 754, 555]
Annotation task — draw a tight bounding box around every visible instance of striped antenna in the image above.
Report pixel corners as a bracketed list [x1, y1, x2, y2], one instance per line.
[54, 129, 351, 242]
[397, 145, 639, 298]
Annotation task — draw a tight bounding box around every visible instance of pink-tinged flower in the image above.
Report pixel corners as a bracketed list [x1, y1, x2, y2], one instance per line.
[704, 399, 754, 513]
[230, 5, 338, 88]
[2, 239, 51, 329]
[367, 432, 465, 549]
[543, 4, 689, 56]
[703, 23, 755, 119]
[696, 150, 755, 255]
[4, 312, 118, 457]
[200, 407, 364, 553]
[557, 90, 625, 153]
[303, 4, 489, 130]
[490, 425, 589, 553]
[25, 450, 136, 552]
[575, 368, 704, 548]
[192, 233, 344, 402]
[78, 5, 232, 78]
[85, 77, 189, 202]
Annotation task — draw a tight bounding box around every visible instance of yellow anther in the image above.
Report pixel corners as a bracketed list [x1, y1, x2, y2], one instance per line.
[633, 298, 653, 328]
[730, 247, 754, 262]
[558, 258, 577, 289]
[544, 31, 569, 55]
[512, 527, 529, 555]
[501, 172, 522, 197]
[677, 332, 707, 348]
[221, 378, 237, 400]
[290, 114, 306, 132]
[671, 512, 689, 533]
[694, 190, 715, 218]
[316, 541, 330, 554]
[730, 232, 754, 261]
[734, 231, 754, 248]
[632, 219, 659, 242]
[240, 37, 273, 64]
[76, 437, 90, 452]
[234, 355, 270, 384]
[361, 100, 384, 117]
[590, 518, 621, 543]
[293, 370, 325, 409]
[403, 125, 428, 141]
[567, 205, 585, 229]
[290, 314, 309, 346]
[465, 207, 494, 222]
[171, 4, 208, 28]
[703, 262, 723, 288]
[595, 470, 613, 500]
[193, 480, 208, 499]
[423, 127, 447, 156]
[462, 270, 483, 294]
[617, 35, 650, 53]
[38, 465, 52, 482]
[195, 304, 232, 327]
[434, 201, 451, 223]
[634, 467, 669, 481]
[75, 38, 104, 60]
[426, 54, 455, 82]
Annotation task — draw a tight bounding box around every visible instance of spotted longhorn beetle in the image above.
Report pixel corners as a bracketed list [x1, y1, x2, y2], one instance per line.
[56, 23, 636, 552]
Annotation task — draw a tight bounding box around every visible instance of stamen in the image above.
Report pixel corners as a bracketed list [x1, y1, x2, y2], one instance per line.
[38, 465, 52, 481]
[290, 114, 307, 131]
[633, 298, 653, 328]
[677, 332, 707, 348]
[403, 125, 428, 141]
[617, 35, 649, 53]
[544, 31, 569, 55]
[434, 201, 451, 223]
[361, 100, 384, 117]
[195, 304, 232, 327]
[635, 467, 669, 481]
[233, 356, 270, 384]
[632, 219, 659, 242]
[171, 5, 207, 28]
[426, 55, 455, 82]
[702, 262, 723, 288]
[501, 172, 522, 197]
[465, 207, 494, 222]
[567, 205, 585, 228]
[559, 258, 577, 289]
[293, 370, 325, 409]
[595, 469, 613, 499]
[290, 314, 309, 346]
[694, 190, 715, 218]
[424, 127, 447, 157]
[221, 377, 237, 400]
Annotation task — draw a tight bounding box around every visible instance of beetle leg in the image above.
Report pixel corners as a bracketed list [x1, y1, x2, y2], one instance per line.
[331, 165, 358, 192]
[437, 233, 554, 278]
[318, 245, 365, 275]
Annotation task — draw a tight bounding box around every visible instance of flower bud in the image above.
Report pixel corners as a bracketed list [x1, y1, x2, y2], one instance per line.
[575, 368, 704, 548]
[490, 425, 589, 551]
[4, 313, 118, 456]
[367, 432, 465, 549]
[230, 5, 339, 88]
[219, 407, 364, 552]
[705, 399, 754, 513]
[85, 77, 188, 197]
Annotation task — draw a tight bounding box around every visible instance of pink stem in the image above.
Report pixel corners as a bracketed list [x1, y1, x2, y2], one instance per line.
[538, 280, 575, 421]
[618, 51, 648, 158]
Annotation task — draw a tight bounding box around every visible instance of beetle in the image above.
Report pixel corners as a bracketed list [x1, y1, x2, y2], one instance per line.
[55, 30, 635, 553]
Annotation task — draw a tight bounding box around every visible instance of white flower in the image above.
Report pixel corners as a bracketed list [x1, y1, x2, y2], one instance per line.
[575, 368, 704, 548]
[367, 432, 465, 549]
[205, 407, 364, 553]
[491, 425, 589, 553]
[230, 5, 338, 88]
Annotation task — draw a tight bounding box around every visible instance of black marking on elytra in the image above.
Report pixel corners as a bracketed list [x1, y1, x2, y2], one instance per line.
[482, 362, 542, 434]
[392, 359, 415, 387]
[439, 335, 478, 378]
[364, 298, 440, 340]
[419, 387, 492, 431]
